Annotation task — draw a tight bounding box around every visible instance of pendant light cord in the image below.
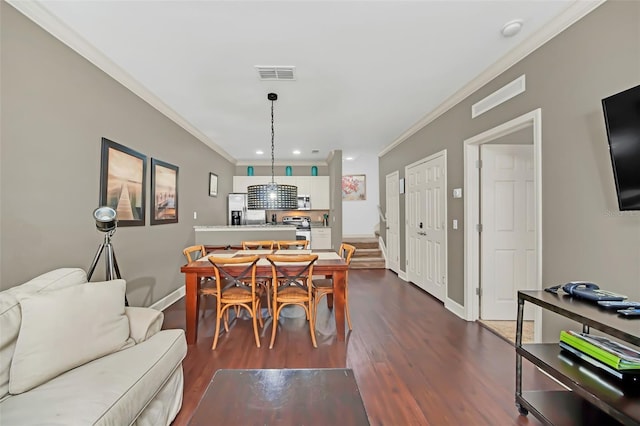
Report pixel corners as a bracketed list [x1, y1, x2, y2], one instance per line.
[271, 99, 275, 183]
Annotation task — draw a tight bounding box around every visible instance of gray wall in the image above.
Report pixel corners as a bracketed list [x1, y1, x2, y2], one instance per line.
[1, 2, 234, 305]
[379, 0, 640, 337]
[328, 150, 343, 250]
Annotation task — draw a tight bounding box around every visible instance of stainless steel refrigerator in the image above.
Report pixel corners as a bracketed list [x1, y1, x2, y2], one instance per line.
[227, 193, 266, 225]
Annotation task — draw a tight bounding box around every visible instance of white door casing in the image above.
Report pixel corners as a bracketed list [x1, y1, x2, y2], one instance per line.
[405, 150, 447, 301]
[406, 164, 423, 286]
[463, 108, 542, 342]
[480, 145, 535, 320]
[385, 171, 401, 273]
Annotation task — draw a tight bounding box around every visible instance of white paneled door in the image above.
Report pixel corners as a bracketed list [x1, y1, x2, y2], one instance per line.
[406, 151, 447, 301]
[385, 171, 401, 273]
[481, 145, 535, 320]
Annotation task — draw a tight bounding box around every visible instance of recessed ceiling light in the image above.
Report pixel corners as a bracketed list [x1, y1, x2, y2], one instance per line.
[345, 157, 354, 161]
[293, 150, 301, 155]
[501, 19, 523, 38]
[256, 150, 264, 155]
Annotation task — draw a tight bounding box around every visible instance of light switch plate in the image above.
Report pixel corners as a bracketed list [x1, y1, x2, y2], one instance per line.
[453, 188, 463, 198]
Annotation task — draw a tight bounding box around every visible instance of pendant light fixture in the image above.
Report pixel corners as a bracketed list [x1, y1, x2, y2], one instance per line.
[247, 93, 298, 210]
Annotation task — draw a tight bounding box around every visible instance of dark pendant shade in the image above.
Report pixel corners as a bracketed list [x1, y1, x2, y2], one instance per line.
[247, 183, 297, 210]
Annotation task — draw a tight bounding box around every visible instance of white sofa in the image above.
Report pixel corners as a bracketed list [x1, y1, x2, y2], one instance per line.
[0, 268, 187, 425]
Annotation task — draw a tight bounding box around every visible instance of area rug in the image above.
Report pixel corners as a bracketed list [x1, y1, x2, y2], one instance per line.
[479, 320, 534, 345]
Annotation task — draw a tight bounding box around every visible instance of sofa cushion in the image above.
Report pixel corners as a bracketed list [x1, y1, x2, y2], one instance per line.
[9, 280, 130, 394]
[0, 268, 87, 400]
[0, 329, 187, 426]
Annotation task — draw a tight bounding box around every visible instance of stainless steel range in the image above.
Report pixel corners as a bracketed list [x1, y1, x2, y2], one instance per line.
[282, 216, 311, 246]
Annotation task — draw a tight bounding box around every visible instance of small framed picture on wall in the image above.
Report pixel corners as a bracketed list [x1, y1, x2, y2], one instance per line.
[209, 173, 218, 197]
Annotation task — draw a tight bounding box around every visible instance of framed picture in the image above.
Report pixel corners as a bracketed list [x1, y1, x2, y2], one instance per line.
[209, 173, 218, 197]
[100, 138, 146, 227]
[151, 158, 179, 225]
[342, 174, 366, 201]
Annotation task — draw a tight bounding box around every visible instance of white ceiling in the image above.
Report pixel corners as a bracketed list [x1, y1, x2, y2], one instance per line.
[17, 1, 596, 164]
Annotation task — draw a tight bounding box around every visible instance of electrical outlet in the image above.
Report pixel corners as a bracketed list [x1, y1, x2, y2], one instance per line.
[193, 211, 197, 220]
[453, 219, 458, 230]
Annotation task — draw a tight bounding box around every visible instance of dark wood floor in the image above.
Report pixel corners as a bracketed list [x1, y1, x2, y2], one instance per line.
[163, 269, 559, 425]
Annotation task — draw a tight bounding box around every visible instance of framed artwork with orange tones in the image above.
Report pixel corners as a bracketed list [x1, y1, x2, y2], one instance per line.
[99, 138, 146, 226]
[151, 158, 179, 225]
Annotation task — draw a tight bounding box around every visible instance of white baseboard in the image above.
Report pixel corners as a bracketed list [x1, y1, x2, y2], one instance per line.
[150, 286, 185, 311]
[445, 297, 467, 320]
[398, 270, 408, 281]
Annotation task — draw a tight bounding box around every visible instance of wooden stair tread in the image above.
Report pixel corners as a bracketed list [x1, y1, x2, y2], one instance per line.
[343, 237, 385, 269]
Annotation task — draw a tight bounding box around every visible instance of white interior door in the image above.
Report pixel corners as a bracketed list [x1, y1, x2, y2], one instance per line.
[405, 151, 447, 301]
[406, 165, 423, 286]
[481, 144, 535, 320]
[386, 171, 400, 273]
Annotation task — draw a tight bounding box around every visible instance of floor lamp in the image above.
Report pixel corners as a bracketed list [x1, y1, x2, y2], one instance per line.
[87, 206, 128, 305]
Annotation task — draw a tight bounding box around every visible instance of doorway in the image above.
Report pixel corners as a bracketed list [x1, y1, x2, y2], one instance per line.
[385, 171, 401, 273]
[464, 109, 542, 341]
[405, 150, 447, 301]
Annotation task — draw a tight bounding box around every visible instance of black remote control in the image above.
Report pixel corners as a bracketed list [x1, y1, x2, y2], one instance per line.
[597, 300, 640, 309]
[617, 308, 640, 317]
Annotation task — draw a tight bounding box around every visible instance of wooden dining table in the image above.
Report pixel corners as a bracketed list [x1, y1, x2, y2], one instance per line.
[180, 249, 350, 344]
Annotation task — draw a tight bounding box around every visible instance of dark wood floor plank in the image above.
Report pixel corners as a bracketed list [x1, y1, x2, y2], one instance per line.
[165, 269, 558, 425]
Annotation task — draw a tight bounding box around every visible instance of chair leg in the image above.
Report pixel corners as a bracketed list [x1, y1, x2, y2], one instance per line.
[307, 303, 318, 348]
[269, 303, 280, 349]
[345, 286, 352, 330]
[212, 305, 222, 350]
[256, 299, 264, 328]
[251, 305, 261, 348]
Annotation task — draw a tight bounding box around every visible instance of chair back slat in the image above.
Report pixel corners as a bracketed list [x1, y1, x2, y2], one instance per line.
[207, 255, 259, 293]
[242, 240, 275, 250]
[266, 254, 318, 296]
[183, 244, 206, 262]
[276, 240, 309, 250]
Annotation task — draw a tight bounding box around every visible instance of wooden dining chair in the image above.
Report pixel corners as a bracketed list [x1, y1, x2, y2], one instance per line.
[276, 240, 309, 250]
[241, 240, 275, 313]
[266, 254, 319, 349]
[183, 245, 218, 318]
[207, 255, 263, 349]
[312, 243, 356, 330]
[242, 240, 275, 250]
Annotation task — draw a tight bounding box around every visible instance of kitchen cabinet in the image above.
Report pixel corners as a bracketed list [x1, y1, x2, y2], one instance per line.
[515, 290, 639, 425]
[311, 227, 331, 249]
[311, 176, 330, 209]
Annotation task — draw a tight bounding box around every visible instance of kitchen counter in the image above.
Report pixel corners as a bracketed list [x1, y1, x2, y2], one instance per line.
[194, 225, 296, 246]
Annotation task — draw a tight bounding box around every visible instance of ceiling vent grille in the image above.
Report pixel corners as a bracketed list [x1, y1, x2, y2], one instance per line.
[256, 66, 296, 81]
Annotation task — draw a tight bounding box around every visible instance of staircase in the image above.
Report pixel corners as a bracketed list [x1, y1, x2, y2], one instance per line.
[343, 237, 386, 269]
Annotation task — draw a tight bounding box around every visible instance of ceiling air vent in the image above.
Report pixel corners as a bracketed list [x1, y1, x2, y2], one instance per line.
[311, 149, 320, 154]
[256, 66, 296, 81]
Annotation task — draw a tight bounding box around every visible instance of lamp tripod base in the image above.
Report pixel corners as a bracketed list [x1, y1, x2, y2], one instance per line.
[87, 231, 128, 306]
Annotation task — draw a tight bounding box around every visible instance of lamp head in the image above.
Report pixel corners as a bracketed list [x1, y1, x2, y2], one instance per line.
[93, 206, 117, 232]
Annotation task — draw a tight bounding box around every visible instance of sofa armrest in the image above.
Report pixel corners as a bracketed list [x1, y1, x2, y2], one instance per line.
[125, 307, 164, 344]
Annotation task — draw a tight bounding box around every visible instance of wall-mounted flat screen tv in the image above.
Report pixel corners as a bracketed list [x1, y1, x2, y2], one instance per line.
[602, 84, 640, 211]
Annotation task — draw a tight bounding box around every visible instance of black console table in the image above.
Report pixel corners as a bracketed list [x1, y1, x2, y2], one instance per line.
[515, 290, 640, 425]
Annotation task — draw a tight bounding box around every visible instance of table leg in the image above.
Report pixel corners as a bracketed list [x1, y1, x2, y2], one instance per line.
[332, 270, 346, 341]
[185, 272, 200, 345]
[326, 294, 334, 309]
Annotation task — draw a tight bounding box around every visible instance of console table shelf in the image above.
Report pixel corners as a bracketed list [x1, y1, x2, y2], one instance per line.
[516, 290, 640, 426]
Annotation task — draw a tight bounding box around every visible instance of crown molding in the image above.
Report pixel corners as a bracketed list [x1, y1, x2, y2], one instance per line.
[7, 0, 237, 164]
[378, 0, 606, 158]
